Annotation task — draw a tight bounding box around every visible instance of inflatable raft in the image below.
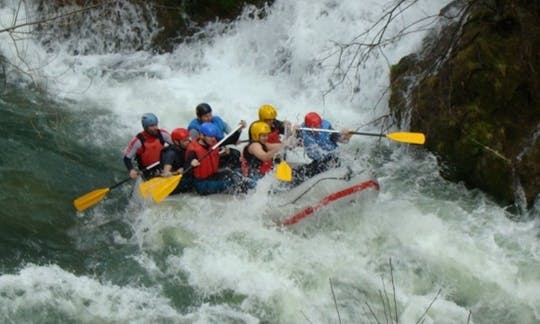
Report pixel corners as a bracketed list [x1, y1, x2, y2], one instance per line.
[265, 166, 379, 226]
[138, 164, 379, 227]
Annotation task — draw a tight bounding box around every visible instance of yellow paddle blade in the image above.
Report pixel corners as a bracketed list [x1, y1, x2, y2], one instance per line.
[386, 132, 426, 145]
[139, 177, 166, 199]
[73, 188, 110, 212]
[276, 161, 292, 182]
[150, 175, 182, 203]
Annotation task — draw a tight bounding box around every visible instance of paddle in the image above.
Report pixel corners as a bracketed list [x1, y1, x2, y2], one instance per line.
[139, 173, 175, 199]
[276, 155, 292, 182]
[141, 124, 244, 203]
[73, 161, 160, 212]
[297, 128, 426, 145]
[276, 127, 293, 182]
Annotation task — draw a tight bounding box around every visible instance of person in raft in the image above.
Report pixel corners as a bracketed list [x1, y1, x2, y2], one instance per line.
[184, 122, 252, 195]
[294, 112, 352, 181]
[187, 102, 245, 171]
[241, 121, 283, 182]
[123, 113, 172, 180]
[249, 104, 292, 144]
[160, 127, 194, 194]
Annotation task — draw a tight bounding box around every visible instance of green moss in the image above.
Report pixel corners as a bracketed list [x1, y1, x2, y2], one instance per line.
[467, 121, 496, 143]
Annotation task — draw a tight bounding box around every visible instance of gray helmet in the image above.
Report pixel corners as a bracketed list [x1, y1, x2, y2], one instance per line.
[141, 113, 158, 128]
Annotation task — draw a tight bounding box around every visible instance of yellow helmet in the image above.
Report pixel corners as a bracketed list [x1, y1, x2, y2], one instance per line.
[258, 104, 277, 120]
[250, 121, 271, 141]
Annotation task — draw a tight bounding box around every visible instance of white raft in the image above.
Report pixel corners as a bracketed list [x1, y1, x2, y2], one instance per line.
[138, 165, 379, 227]
[265, 166, 379, 226]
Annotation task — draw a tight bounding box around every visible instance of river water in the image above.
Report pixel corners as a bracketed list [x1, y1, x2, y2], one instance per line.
[1, 0, 539, 323]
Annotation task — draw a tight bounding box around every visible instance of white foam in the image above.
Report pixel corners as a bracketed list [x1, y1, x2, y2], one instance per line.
[1, 0, 539, 322]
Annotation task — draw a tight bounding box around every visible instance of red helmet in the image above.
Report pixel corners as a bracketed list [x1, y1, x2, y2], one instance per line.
[304, 112, 322, 128]
[171, 128, 189, 141]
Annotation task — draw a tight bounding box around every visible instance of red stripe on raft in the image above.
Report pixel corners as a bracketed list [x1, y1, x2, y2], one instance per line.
[279, 180, 380, 226]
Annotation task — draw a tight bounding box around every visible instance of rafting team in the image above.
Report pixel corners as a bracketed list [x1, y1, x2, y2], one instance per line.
[123, 103, 352, 196]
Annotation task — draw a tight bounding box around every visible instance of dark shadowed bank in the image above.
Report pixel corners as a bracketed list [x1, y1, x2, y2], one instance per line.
[389, 0, 540, 212]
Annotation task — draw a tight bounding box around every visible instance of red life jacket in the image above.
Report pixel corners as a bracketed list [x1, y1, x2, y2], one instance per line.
[186, 140, 220, 179]
[136, 131, 165, 168]
[267, 128, 281, 144]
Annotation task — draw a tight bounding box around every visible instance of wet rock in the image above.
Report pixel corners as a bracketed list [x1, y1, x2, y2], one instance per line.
[389, 0, 540, 209]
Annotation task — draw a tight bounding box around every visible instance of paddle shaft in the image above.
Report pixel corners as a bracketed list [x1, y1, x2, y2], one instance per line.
[185, 123, 243, 173]
[275, 127, 292, 182]
[298, 127, 382, 137]
[109, 177, 132, 190]
[110, 159, 159, 189]
[297, 127, 425, 144]
[73, 160, 161, 212]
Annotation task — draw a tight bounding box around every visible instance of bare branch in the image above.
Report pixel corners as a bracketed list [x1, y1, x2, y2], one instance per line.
[365, 301, 382, 324]
[415, 288, 442, 324]
[329, 278, 343, 324]
[378, 288, 390, 324]
[321, 0, 450, 99]
[0, 2, 107, 34]
[389, 258, 399, 324]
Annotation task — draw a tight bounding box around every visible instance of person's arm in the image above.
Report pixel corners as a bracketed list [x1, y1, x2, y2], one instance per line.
[123, 156, 139, 178]
[160, 129, 173, 145]
[161, 149, 176, 176]
[329, 131, 340, 143]
[274, 119, 286, 134]
[187, 119, 200, 140]
[123, 137, 141, 178]
[184, 150, 200, 171]
[221, 130, 240, 146]
[337, 129, 352, 143]
[220, 120, 246, 146]
[248, 142, 281, 162]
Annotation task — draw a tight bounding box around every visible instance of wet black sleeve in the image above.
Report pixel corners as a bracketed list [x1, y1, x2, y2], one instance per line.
[329, 129, 340, 143]
[221, 129, 241, 146]
[161, 148, 175, 166]
[123, 156, 134, 171]
[274, 119, 286, 134]
[184, 151, 198, 173]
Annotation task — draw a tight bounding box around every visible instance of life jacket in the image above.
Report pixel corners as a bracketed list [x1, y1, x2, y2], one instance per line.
[241, 142, 273, 178]
[267, 128, 281, 144]
[185, 140, 220, 179]
[136, 130, 165, 168]
[267, 119, 286, 144]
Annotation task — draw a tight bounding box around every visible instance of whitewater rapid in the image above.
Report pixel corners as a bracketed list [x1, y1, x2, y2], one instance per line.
[1, 0, 539, 323]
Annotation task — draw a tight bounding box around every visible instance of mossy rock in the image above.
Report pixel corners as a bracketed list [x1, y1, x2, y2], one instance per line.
[389, 0, 540, 209]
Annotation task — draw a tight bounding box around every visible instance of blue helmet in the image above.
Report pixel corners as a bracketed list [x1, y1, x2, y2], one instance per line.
[200, 122, 220, 137]
[141, 113, 158, 128]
